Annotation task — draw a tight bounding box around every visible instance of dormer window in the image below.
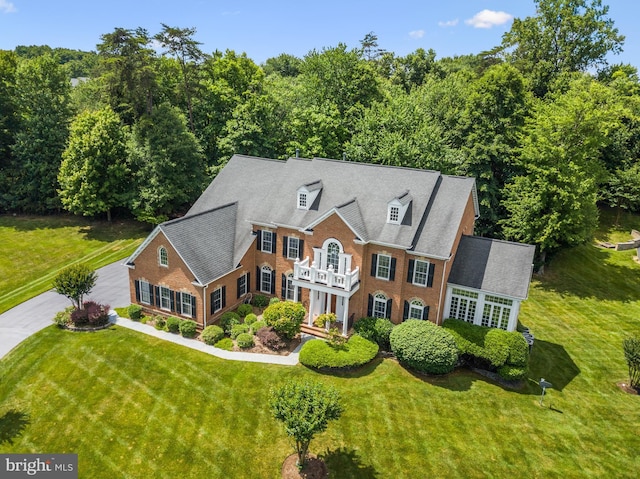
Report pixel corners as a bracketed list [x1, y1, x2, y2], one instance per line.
[298, 192, 307, 209]
[297, 180, 322, 210]
[387, 192, 412, 225]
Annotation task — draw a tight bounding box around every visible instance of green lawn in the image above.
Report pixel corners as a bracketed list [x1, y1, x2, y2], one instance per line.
[0, 215, 148, 314]
[0, 211, 639, 478]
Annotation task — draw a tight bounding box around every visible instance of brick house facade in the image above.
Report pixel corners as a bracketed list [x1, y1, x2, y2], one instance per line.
[126, 155, 535, 334]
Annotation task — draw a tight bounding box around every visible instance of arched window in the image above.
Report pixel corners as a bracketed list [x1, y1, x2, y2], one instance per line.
[260, 265, 273, 293]
[158, 247, 168, 267]
[409, 299, 426, 320]
[373, 293, 388, 319]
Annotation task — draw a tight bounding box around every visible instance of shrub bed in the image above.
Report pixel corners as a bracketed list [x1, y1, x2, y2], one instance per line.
[390, 320, 458, 374]
[299, 335, 379, 369]
[256, 326, 287, 350]
[179, 319, 198, 338]
[154, 316, 166, 330]
[220, 311, 240, 333]
[443, 318, 529, 381]
[236, 303, 253, 318]
[128, 304, 143, 321]
[201, 325, 224, 345]
[251, 320, 267, 333]
[215, 337, 234, 350]
[236, 333, 254, 349]
[244, 313, 258, 325]
[262, 301, 305, 339]
[70, 301, 111, 327]
[230, 323, 250, 339]
[354, 317, 394, 350]
[252, 294, 268, 308]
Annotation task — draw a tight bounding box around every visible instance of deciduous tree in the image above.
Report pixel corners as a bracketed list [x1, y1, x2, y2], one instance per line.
[53, 264, 98, 310]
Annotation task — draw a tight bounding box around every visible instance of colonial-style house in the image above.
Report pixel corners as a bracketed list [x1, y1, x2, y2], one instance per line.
[125, 154, 535, 335]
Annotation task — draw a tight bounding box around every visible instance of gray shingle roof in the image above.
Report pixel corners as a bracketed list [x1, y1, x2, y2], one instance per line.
[188, 155, 476, 264]
[159, 203, 237, 285]
[448, 236, 536, 299]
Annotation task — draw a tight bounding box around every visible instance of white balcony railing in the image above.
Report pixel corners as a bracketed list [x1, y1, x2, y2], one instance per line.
[293, 257, 360, 291]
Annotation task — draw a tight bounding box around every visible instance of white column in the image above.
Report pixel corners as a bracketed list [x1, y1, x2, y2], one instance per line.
[342, 296, 349, 336]
[326, 293, 332, 314]
[308, 289, 315, 325]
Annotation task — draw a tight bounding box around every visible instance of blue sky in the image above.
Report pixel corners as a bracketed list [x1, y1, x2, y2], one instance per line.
[0, 1, 638, 67]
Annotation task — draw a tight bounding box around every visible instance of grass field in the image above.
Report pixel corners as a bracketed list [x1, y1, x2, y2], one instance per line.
[0, 215, 148, 314]
[0, 210, 639, 478]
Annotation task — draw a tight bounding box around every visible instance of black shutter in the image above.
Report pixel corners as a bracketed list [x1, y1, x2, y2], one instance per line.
[386, 299, 392, 319]
[154, 286, 160, 307]
[423, 306, 429, 321]
[271, 270, 276, 294]
[299, 239, 305, 259]
[256, 267, 260, 290]
[247, 272, 251, 293]
[407, 260, 415, 283]
[175, 292, 182, 315]
[427, 263, 435, 287]
[222, 286, 226, 309]
[371, 254, 378, 277]
[367, 294, 373, 317]
[209, 293, 215, 314]
[403, 300, 409, 321]
[390, 258, 396, 281]
[256, 230, 262, 251]
[271, 233, 276, 254]
[281, 273, 286, 299]
[191, 295, 197, 318]
[170, 290, 175, 312]
[283, 236, 289, 257]
[237, 276, 242, 299]
[134, 280, 141, 302]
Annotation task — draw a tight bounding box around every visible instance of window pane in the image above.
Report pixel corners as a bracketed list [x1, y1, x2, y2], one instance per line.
[288, 238, 299, 260]
[160, 287, 171, 310]
[261, 267, 272, 293]
[213, 288, 222, 312]
[377, 255, 390, 279]
[327, 242, 340, 271]
[238, 275, 247, 296]
[182, 294, 192, 316]
[413, 260, 429, 285]
[262, 231, 273, 253]
[140, 281, 151, 304]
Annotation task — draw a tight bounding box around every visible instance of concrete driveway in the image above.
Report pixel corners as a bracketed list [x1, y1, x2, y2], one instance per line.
[0, 261, 131, 359]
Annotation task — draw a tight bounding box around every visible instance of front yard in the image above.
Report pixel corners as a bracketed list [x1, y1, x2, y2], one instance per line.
[0, 209, 639, 478]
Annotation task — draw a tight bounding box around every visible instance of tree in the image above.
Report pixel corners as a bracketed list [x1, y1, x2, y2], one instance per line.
[602, 164, 640, 224]
[263, 53, 302, 77]
[154, 24, 205, 133]
[497, 0, 624, 96]
[269, 381, 343, 468]
[502, 77, 621, 262]
[623, 336, 640, 391]
[95, 27, 158, 125]
[359, 31, 385, 61]
[58, 106, 131, 221]
[53, 264, 98, 310]
[10, 54, 72, 213]
[0, 50, 18, 211]
[130, 103, 206, 224]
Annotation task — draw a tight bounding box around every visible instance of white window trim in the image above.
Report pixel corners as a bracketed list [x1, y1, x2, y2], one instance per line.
[140, 280, 151, 305]
[287, 237, 300, 260]
[298, 192, 307, 209]
[181, 292, 193, 317]
[412, 259, 429, 286]
[409, 299, 425, 320]
[158, 247, 168, 267]
[376, 254, 391, 280]
[212, 286, 223, 313]
[285, 273, 295, 301]
[160, 286, 171, 311]
[262, 230, 274, 253]
[261, 265, 272, 293]
[373, 293, 388, 319]
[238, 274, 247, 297]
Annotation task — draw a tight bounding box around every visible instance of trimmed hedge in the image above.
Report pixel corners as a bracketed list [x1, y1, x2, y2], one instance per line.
[154, 316, 166, 330]
[201, 325, 224, 345]
[179, 319, 198, 338]
[252, 294, 268, 308]
[252, 321, 267, 333]
[230, 323, 250, 339]
[220, 311, 241, 333]
[236, 303, 253, 318]
[442, 318, 529, 381]
[165, 316, 181, 333]
[244, 313, 258, 325]
[215, 337, 234, 350]
[390, 320, 458, 374]
[236, 333, 254, 349]
[262, 301, 306, 339]
[299, 335, 379, 369]
[354, 317, 394, 351]
[128, 304, 143, 320]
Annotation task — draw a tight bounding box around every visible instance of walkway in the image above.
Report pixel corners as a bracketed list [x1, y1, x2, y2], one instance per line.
[0, 260, 306, 365]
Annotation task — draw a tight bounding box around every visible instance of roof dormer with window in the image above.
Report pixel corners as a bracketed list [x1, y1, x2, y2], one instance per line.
[297, 180, 322, 210]
[387, 191, 412, 225]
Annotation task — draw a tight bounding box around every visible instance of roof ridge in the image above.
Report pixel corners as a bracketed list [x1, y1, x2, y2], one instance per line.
[162, 202, 237, 227]
[464, 235, 535, 248]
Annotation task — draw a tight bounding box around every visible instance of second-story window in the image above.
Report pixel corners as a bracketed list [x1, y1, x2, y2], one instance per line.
[376, 254, 391, 280]
[158, 247, 168, 267]
[327, 241, 340, 271]
[262, 230, 274, 253]
[287, 237, 299, 260]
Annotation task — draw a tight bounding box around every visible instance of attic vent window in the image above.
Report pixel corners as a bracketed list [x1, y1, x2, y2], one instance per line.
[388, 206, 400, 223]
[297, 180, 322, 210]
[387, 192, 412, 225]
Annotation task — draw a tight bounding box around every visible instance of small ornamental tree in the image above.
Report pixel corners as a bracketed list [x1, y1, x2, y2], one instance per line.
[269, 381, 343, 469]
[52, 264, 97, 310]
[623, 336, 640, 391]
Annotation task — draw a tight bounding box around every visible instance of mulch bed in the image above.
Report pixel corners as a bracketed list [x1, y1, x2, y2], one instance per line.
[617, 381, 639, 395]
[281, 454, 328, 479]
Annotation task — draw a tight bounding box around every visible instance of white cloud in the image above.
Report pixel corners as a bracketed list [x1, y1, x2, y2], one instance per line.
[438, 19, 459, 28]
[409, 29, 425, 39]
[465, 9, 513, 29]
[0, 0, 16, 14]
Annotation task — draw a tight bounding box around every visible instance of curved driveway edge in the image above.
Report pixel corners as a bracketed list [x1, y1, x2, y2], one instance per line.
[0, 261, 130, 360]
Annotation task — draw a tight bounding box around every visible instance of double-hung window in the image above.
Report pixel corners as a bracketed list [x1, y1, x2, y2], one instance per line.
[376, 254, 391, 280]
[285, 273, 295, 301]
[160, 286, 171, 310]
[413, 260, 429, 286]
[211, 287, 223, 313]
[261, 266, 272, 293]
[287, 237, 300, 260]
[261, 231, 274, 253]
[140, 280, 151, 305]
[238, 274, 247, 297]
[373, 293, 388, 319]
[409, 300, 425, 320]
[180, 292, 193, 317]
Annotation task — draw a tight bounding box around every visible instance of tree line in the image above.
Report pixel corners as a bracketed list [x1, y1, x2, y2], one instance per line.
[1, 0, 639, 263]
